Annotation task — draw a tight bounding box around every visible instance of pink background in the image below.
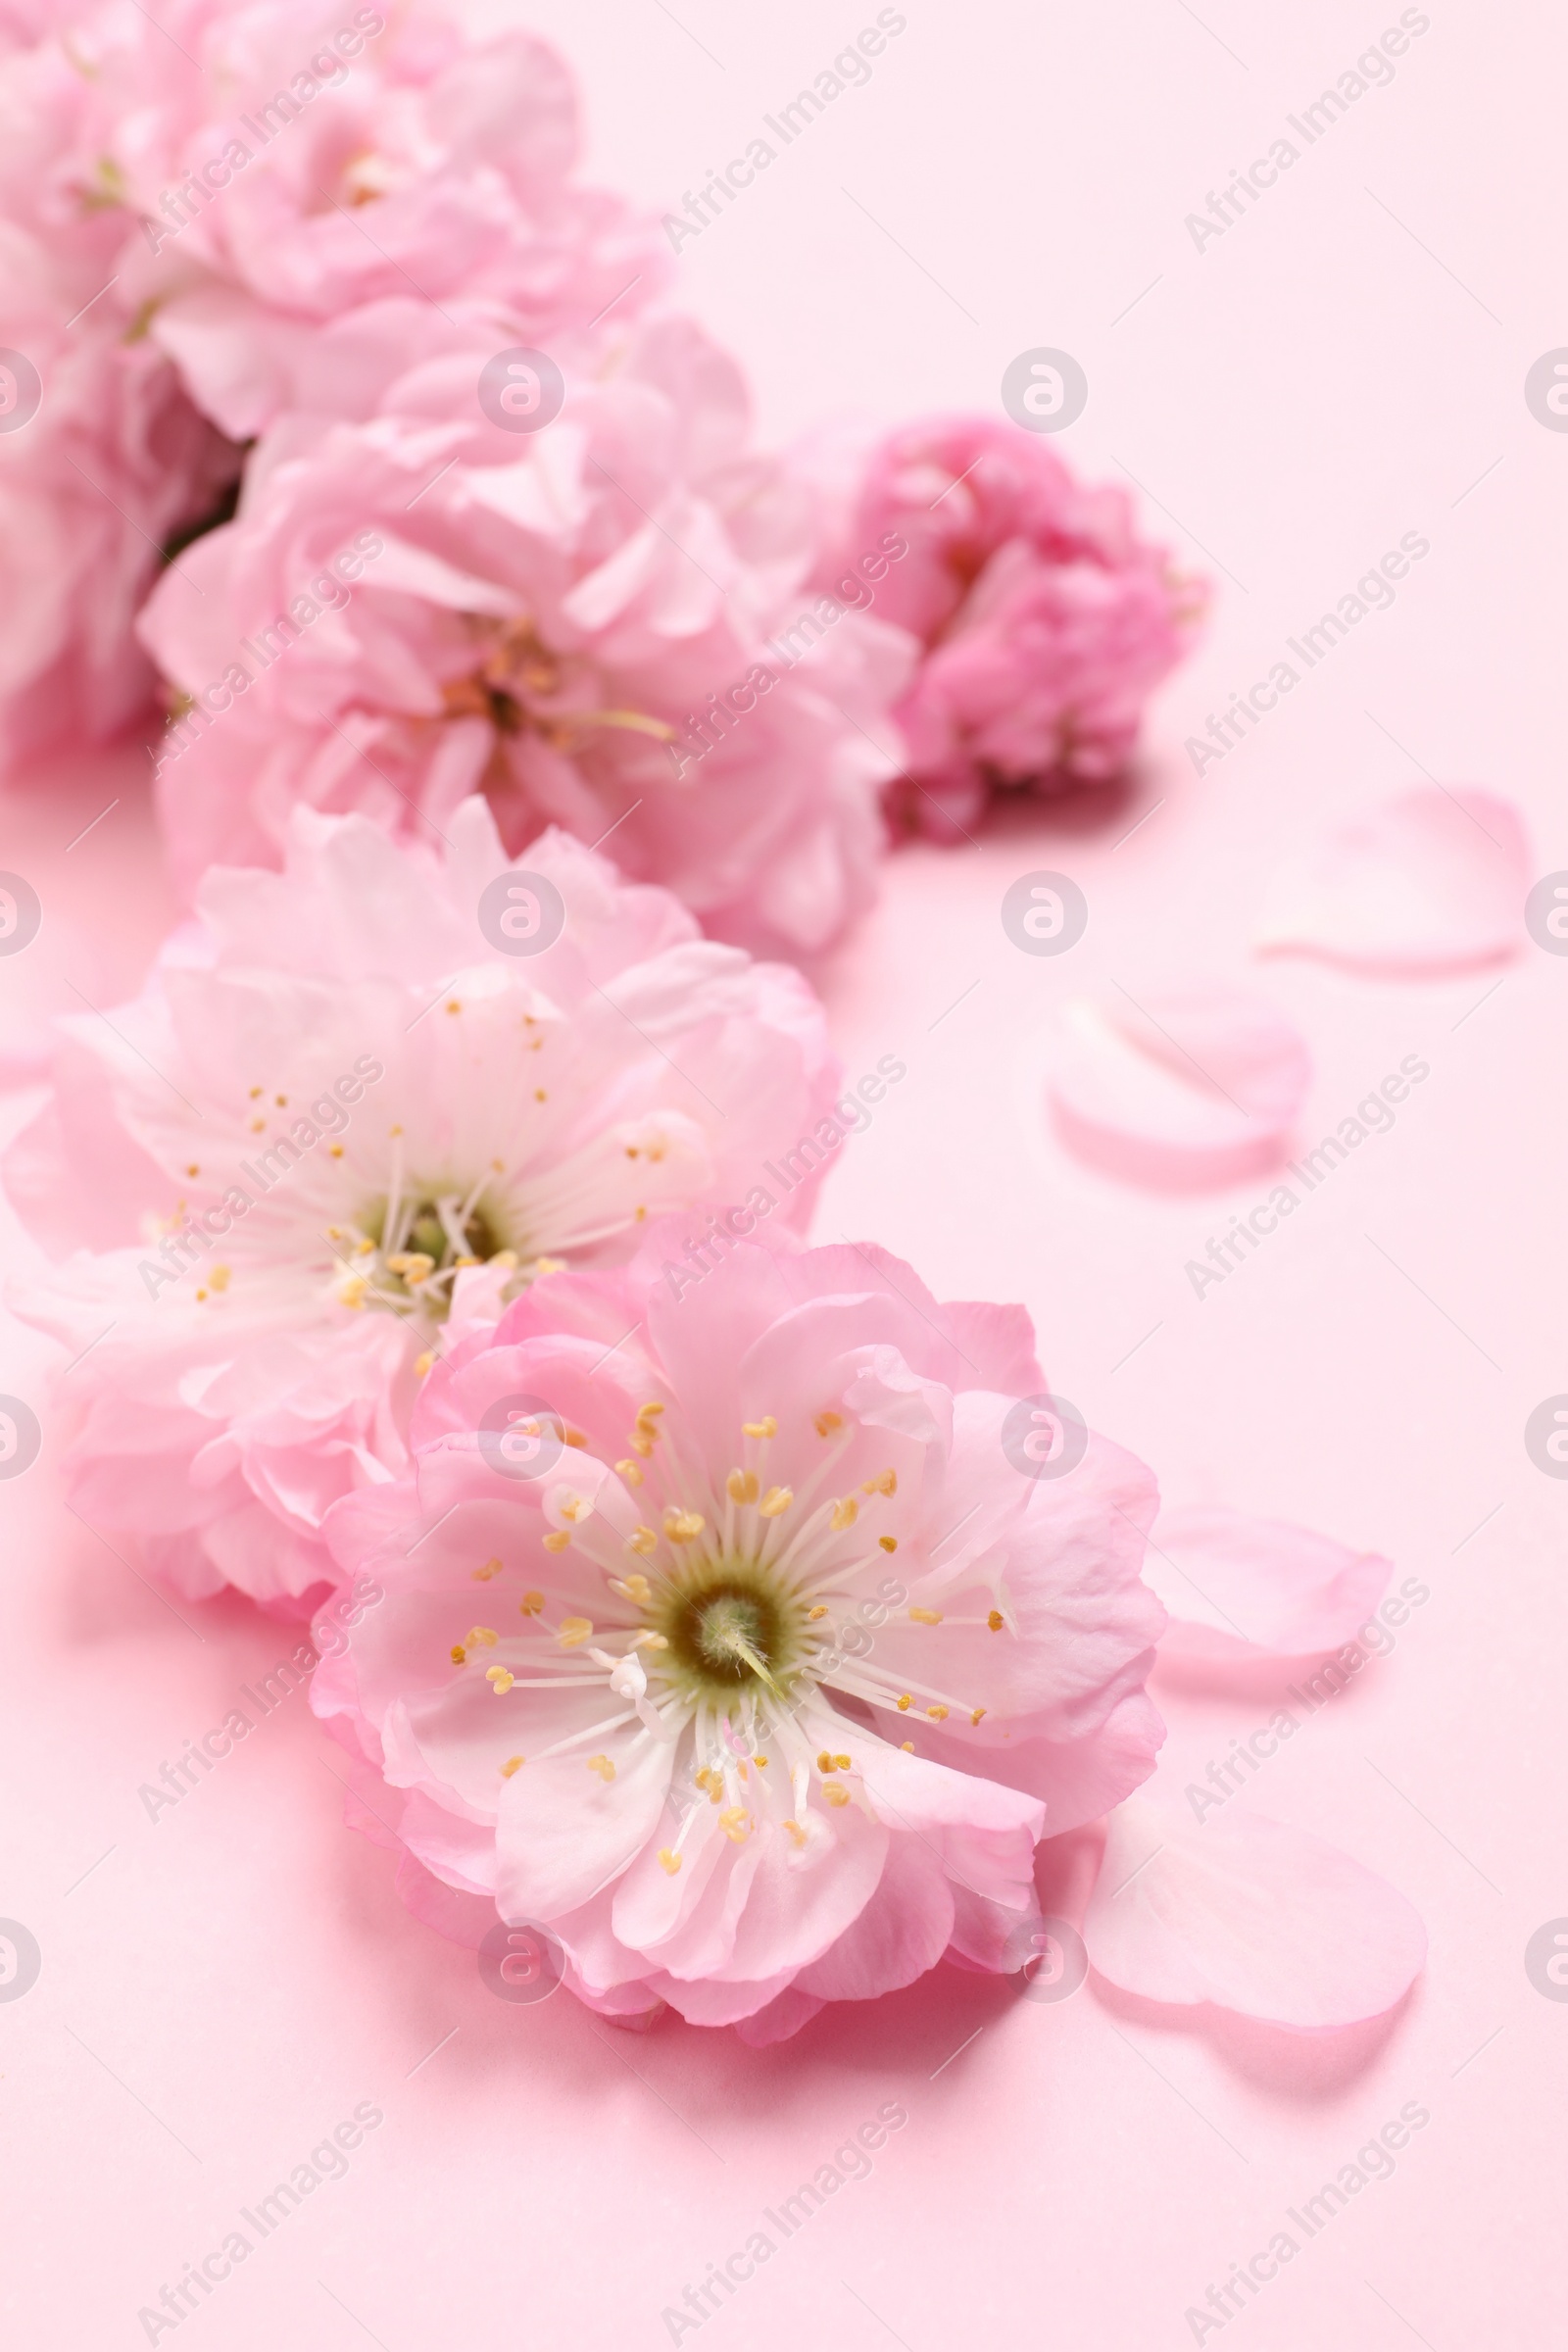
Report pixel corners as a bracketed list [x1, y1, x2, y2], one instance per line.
[3, 1, 1566, 2345]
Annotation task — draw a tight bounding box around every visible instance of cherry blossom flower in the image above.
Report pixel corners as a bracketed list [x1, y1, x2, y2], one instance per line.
[138, 316, 909, 954]
[311, 1231, 1167, 2034]
[19, 0, 665, 438]
[4, 801, 844, 1609]
[0, 0, 662, 763]
[820, 415, 1203, 840]
[0, 28, 236, 768]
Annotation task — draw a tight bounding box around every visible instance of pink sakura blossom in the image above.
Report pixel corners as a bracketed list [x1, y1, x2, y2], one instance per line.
[821, 416, 1203, 840]
[27, 0, 666, 440]
[138, 316, 909, 955]
[0, 29, 236, 768]
[310, 1231, 1168, 2034]
[4, 801, 845, 1610]
[0, 0, 663, 763]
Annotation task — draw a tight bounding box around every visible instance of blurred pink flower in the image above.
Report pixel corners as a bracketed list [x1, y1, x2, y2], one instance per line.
[27, 0, 666, 438]
[822, 416, 1203, 840]
[311, 1232, 1167, 2034]
[4, 801, 844, 1610]
[0, 0, 663, 763]
[138, 317, 909, 955]
[0, 32, 237, 768]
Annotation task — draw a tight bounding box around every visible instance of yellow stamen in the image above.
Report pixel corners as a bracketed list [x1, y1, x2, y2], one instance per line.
[897, 1694, 912, 1711]
[628, 1527, 657, 1555]
[663, 1509, 705, 1544]
[879, 1536, 898, 1552]
[909, 1606, 943, 1626]
[466, 1627, 499, 1648]
[718, 1805, 752, 1843]
[970, 1708, 987, 1726]
[830, 1496, 858, 1532]
[415, 1350, 434, 1376]
[486, 1668, 514, 1694]
[759, 1486, 793, 1518]
[814, 1410, 844, 1437]
[615, 1458, 645, 1486]
[472, 1557, 504, 1581]
[742, 1416, 777, 1439]
[901, 1740, 915, 1752]
[658, 1847, 681, 1875]
[784, 1819, 808, 1848]
[501, 1756, 524, 1777]
[726, 1468, 759, 1503]
[926, 1704, 950, 1721]
[542, 1530, 571, 1553]
[450, 1645, 466, 1665]
[823, 1783, 851, 1808]
[518, 1591, 545, 1616]
[386, 1251, 434, 1285]
[862, 1468, 897, 1496]
[815, 1750, 837, 1773]
[557, 1617, 593, 1647]
[559, 1494, 592, 1524]
[987, 1609, 1005, 1632]
[612, 1573, 653, 1605]
[587, 1753, 615, 1783]
[808, 1605, 828, 1621]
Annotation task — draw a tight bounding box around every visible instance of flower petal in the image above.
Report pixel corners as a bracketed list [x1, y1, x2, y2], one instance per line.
[1254, 787, 1530, 974]
[1147, 1506, 1393, 1658]
[1083, 1796, 1426, 2027]
[1046, 983, 1310, 1189]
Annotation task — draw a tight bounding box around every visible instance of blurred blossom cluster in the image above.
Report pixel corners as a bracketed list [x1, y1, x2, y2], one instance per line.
[0, 0, 1198, 948]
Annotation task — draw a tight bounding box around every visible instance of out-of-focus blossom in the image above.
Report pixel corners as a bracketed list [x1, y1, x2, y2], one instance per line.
[139, 318, 909, 955]
[820, 415, 1203, 840]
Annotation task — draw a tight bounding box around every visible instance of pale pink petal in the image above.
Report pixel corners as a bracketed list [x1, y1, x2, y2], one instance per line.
[1255, 787, 1530, 974]
[1047, 984, 1311, 1189]
[1084, 1797, 1426, 2027]
[1148, 1506, 1392, 1658]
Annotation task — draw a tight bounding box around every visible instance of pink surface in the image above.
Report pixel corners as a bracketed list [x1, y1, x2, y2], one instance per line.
[3, 3, 1566, 2348]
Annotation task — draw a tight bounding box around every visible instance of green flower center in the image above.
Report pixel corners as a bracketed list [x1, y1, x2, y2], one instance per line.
[657, 1568, 808, 1698]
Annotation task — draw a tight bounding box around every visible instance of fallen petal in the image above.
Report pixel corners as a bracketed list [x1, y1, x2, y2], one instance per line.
[1046, 983, 1311, 1190]
[1148, 1506, 1392, 1658]
[1254, 787, 1530, 974]
[1084, 1796, 1426, 2027]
